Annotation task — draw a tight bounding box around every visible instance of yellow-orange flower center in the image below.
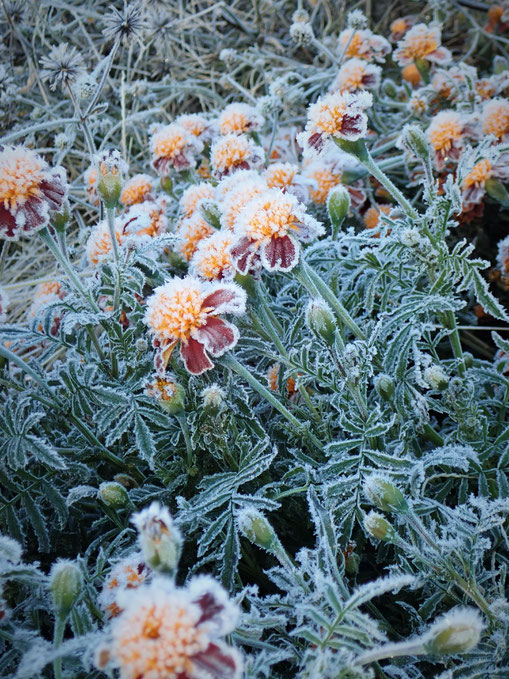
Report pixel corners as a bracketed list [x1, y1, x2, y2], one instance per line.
[194, 233, 234, 280]
[400, 31, 438, 60]
[178, 217, 214, 261]
[220, 111, 250, 135]
[212, 138, 250, 171]
[121, 178, 152, 206]
[463, 159, 493, 188]
[337, 63, 366, 92]
[153, 131, 187, 159]
[483, 102, 509, 138]
[314, 101, 348, 135]
[308, 168, 341, 204]
[429, 117, 463, 152]
[244, 196, 298, 242]
[266, 165, 297, 189]
[0, 151, 45, 212]
[148, 286, 209, 342]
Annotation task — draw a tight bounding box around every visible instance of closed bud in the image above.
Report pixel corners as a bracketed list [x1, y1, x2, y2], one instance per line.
[423, 608, 483, 655]
[364, 476, 409, 513]
[399, 124, 430, 162]
[363, 511, 396, 542]
[333, 137, 368, 162]
[131, 502, 183, 573]
[327, 185, 350, 234]
[199, 200, 222, 229]
[201, 384, 226, 415]
[306, 299, 336, 346]
[145, 376, 186, 414]
[50, 560, 83, 617]
[375, 374, 395, 401]
[494, 56, 509, 75]
[160, 175, 173, 195]
[52, 199, 70, 233]
[344, 550, 360, 575]
[463, 352, 474, 369]
[424, 365, 449, 390]
[237, 508, 277, 551]
[98, 481, 129, 509]
[382, 78, 398, 99]
[95, 149, 127, 209]
[485, 178, 509, 206]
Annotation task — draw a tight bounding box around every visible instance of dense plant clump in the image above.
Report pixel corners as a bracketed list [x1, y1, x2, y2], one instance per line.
[1, 1, 509, 678]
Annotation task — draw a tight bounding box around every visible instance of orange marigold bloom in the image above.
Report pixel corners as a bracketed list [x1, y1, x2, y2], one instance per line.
[402, 63, 421, 87]
[210, 133, 264, 179]
[218, 102, 264, 135]
[120, 174, 154, 207]
[482, 99, 509, 139]
[363, 204, 391, 236]
[96, 577, 242, 679]
[175, 113, 212, 141]
[179, 183, 215, 217]
[150, 123, 203, 175]
[390, 16, 415, 42]
[338, 28, 391, 63]
[426, 110, 464, 169]
[220, 176, 267, 230]
[0, 146, 67, 240]
[86, 220, 123, 266]
[122, 199, 168, 239]
[475, 79, 496, 101]
[190, 230, 235, 281]
[144, 276, 246, 375]
[84, 165, 99, 206]
[267, 363, 298, 398]
[176, 213, 214, 262]
[331, 58, 381, 94]
[393, 23, 451, 67]
[99, 554, 151, 620]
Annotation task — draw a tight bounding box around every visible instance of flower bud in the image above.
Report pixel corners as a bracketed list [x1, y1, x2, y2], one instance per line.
[289, 22, 314, 46]
[494, 56, 509, 75]
[363, 511, 396, 542]
[424, 365, 449, 390]
[52, 199, 70, 233]
[485, 178, 509, 206]
[327, 185, 350, 234]
[95, 149, 127, 209]
[98, 481, 129, 509]
[131, 502, 183, 573]
[399, 124, 430, 162]
[382, 78, 398, 99]
[344, 550, 360, 575]
[50, 560, 83, 617]
[145, 377, 186, 414]
[364, 476, 409, 513]
[423, 608, 483, 655]
[332, 137, 368, 162]
[374, 374, 395, 401]
[160, 175, 173, 195]
[306, 299, 336, 346]
[201, 384, 226, 416]
[237, 508, 277, 551]
[199, 200, 222, 229]
[113, 473, 138, 489]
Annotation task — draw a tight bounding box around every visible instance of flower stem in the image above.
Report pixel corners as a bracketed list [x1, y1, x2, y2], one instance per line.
[106, 207, 120, 264]
[53, 614, 66, 679]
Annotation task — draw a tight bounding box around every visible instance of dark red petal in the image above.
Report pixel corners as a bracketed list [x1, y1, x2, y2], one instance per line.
[153, 157, 172, 176]
[201, 288, 239, 313]
[194, 316, 236, 357]
[192, 642, 241, 679]
[308, 132, 324, 152]
[262, 235, 298, 271]
[194, 592, 225, 626]
[339, 112, 364, 137]
[0, 204, 18, 239]
[348, 186, 367, 210]
[20, 198, 48, 233]
[230, 236, 255, 275]
[180, 337, 214, 375]
[40, 172, 67, 211]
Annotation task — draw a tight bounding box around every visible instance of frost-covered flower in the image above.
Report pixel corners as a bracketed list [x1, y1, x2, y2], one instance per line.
[220, 175, 267, 230]
[95, 149, 129, 208]
[144, 276, 246, 374]
[289, 21, 314, 46]
[408, 91, 428, 114]
[337, 28, 391, 63]
[426, 110, 465, 169]
[179, 183, 215, 217]
[218, 103, 264, 136]
[131, 502, 182, 573]
[28, 280, 65, 325]
[482, 98, 509, 140]
[390, 16, 416, 42]
[0, 146, 67, 240]
[151, 123, 203, 174]
[402, 64, 422, 87]
[230, 189, 324, 273]
[175, 113, 214, 142]
[267, 363, 297, 398]
[264, 162, 311, 203]
[363, 204, 392, 235]
[122, 198, 168, 239]
[84, 164, 99, 205]
[298, 91, 372, 156]
[210, 133, 264, 179]
[120, 174, 154, 207]
[303, 162, 341, 205]
[393, 24, 451, 67]
[86, 220, 123, 266]
[103, 3, 144, 43]
[95, 576, 242, 679]
[461, 158, 494, 211]
[190, 230, 235, 281]
[331, 58, 381, 94]
[40, 43, 84, 91]
[176, 213, 215, 261]
[422, 607, 483, 654]
[99, 554, 152, 620]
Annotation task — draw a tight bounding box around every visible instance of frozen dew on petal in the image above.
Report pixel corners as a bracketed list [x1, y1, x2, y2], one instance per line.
[393, 23, 452, 67]
[337, 27, 391, 63]
[151, 123, 204, 175]
[40, 42, 85, 91]
[220, 175, 268, 230]
[144, 275, 246, 375]
[86, 219, 124, 266]
[175, 113, 215, 143]
[190, 230, 236, 281]
[218, 102, 265, 135]
[330, 58, 382, 94]
[176, 212, 215, 261]
[98, 553, 152, 620]
[131, 502, 182, 573]
[482, 98, 509, 140]
[121, 198, 168, 239]
[0, 146, 68, 240]
[426, 110, 465, 169]
[210, 133, 264, 179]
[120, 174, 154, 207]
[179, 182, 216, 217]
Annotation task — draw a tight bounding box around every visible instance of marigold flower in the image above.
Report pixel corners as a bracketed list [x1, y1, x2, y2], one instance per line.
[231, 188, 324, 273]
[475, 78, 497, 101]
[84, 164, 99, 206]
[176, 213, 215, 262]
[402, 63, 421, 87]
[426, 110, 465, 169]
[407, 92, 428, 115]
[0, 146, 67, 241]
[304, 163, 342, 205]
[431, 64, 478, 102]
[190, 230, 235, 281]
[390, 16, 415, 42]
[267, 363, 297, 398]
[393, 24, 451, 67]
[122, 198, 168, 239]
[179, 183, 215, 217]
[331, 58, 381, 94]
[482, 98, 509, 139]
[120, 174, 154, 207]
[86, 220, 123, 266]
[144, 276, 246, 375]
[99, 554, 152, 620]
[461, 159, 493, 211]
[337, 28, 391, 63]
[298, 91, 372, 156]
[96, 576, 242, 679]
[363, 204, 392, 237]
[210, 133, 264, 179]
[220, 175, 267, 230]
[265, 162, 311, 203]
[151, 123, 203, 175]
[218, 102, 264, 135]
[175, 113, 213, 141]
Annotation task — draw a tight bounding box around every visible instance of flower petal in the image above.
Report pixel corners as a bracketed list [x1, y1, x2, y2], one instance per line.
[338, 111, 367, 140]
[40, 169, 67, 211]
[192, 642, 243, 679]
[193, 316, 238, 357]
[261, 234, 299, 272]
[230, 236, 257, 274]
[0, 204, 18, 240]
[201, 284, 246, 315]
[154, 340, 177, 375]
[180, 336, 214, 375]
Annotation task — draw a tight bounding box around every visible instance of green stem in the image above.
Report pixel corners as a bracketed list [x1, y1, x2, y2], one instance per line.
[444, 311, 466, 377]
[106, 207, 120, 264]
[53, 614, 66, 679]
[176, 413, 193, 468]
[294, 259, 366, 340]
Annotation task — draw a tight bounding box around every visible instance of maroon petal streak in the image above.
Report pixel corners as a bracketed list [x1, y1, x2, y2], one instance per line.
[180, 337, 214, 375]
[0, 204, 18, 240]
[230, 236, 255, 275]
[192, 642, 241, 679]
[194, 316, 237, 357]
[262, 235, 298, 271]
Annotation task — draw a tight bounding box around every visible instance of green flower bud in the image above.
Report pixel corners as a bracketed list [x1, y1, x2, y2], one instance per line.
[131, 502, 183, 574]
[95, 149, 127, 209]
[399, 124, 430, 162]
[50, 560, 83, 617]
[423, 608, 483, 655]
[382, 78, 398, 99]
[333, 137, 369, 162]
[145, 377, 186, 414]
[306, 299, 337, 346]
[160, 175, 173, 195]
[485, 178, 509, 206]
[494, 56, 509, 75]
[52, 199, 70, 233]
[199, 200, 222, 229]
[375, 374, 395, 401]
[363, 511, 396, 542]
[364, 476, 409, 513]
[344, 550, 360, 575]
[113, 473, 138, 489]
[98, 481, 129, 509]
[424, 366, 449, 390]
[237, 508, 277, 551]
[463, 352, 474, 369]
[201, 384, 226, 416]
[327, 185, 350, 235]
